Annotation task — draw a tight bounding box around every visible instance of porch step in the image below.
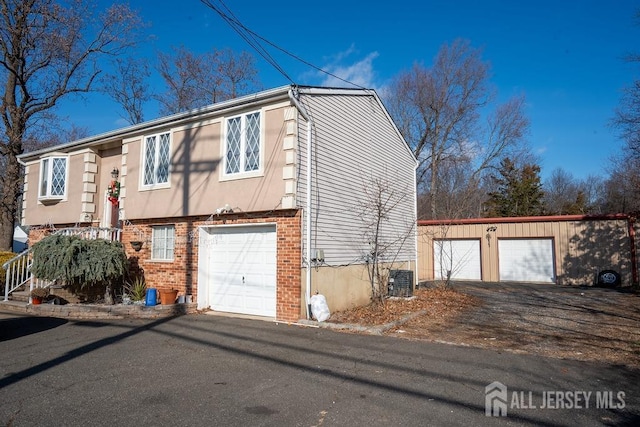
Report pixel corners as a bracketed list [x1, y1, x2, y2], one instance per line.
[0, 299, 28, 311]
[9, 290, 29, 303]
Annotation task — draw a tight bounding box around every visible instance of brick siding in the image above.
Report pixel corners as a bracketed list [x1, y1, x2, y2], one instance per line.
[27, 210, 303, 322]
[121, 209, 303, 322]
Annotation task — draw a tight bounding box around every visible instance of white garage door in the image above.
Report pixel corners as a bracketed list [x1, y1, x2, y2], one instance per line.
[200, 225, 277, 317]
[434, 239, 481, 280]
[498, 239, 555, 283]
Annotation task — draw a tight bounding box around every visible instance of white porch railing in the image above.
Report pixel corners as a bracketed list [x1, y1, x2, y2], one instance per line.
[2, 227, 121, 302]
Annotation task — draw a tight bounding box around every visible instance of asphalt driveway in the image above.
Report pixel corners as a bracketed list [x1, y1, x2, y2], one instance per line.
[1, 309, 639, 426]
[392, 281, 640, 367]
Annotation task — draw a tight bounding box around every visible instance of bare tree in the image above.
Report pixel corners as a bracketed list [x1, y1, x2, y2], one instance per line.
[103, 57, 151, 125]
[611, 9, 640, 159]
[543, 168, 584, 215]
[580, 174, 607, 214]
[156, 46, 260, 116]
[385, 39, 530, 219]
[210, 48, 261, 100]
[598, 155, 640, 214]
[611, 79, 640, 158]
[0, 0, 142, 251]
[156, 46, 208, 115]
[358, 176, 415, 304]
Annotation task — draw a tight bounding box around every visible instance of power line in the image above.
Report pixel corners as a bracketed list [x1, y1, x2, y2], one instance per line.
[200, 0, 365, 89]
[200, 0, 293, 83]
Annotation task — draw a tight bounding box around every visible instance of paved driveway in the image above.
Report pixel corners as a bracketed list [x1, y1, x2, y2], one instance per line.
[393, 281, 640, 366]
[1, 310, 639, 426]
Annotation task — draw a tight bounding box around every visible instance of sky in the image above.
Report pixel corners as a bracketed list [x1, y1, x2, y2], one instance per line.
[58, 0, 640, 182]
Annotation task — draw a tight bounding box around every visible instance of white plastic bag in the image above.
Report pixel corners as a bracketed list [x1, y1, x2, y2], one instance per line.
[310, 293, 330, 322]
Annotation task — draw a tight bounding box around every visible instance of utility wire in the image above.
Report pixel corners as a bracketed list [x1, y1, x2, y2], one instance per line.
[201, 0, 293, 83]
[200, 0, 365, 89]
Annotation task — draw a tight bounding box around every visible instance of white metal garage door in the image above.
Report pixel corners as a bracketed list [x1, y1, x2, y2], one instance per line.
[433, 239, 481, 280]
[199, 224, 277, 317]
[498, 239, 555, 283]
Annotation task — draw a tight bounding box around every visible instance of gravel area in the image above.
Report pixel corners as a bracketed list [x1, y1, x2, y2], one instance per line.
[331, 281, 640, 367]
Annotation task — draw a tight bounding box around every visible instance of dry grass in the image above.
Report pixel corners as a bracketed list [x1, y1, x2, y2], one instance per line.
[329, 286, 480, 326]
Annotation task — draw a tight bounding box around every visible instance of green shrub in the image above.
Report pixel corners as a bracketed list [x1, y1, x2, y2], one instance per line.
[31, 235, 127, 289]
[124, 277, 146, 301]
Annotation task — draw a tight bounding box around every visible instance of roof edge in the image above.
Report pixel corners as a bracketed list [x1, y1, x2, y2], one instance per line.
[19, 84, 294, 161]
[418, 214, 631, 226]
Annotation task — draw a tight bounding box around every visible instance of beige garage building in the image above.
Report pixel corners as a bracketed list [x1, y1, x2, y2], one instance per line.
[418, 215, 638, 286]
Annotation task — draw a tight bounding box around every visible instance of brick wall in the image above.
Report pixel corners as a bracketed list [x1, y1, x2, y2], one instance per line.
[121, 209, 303, 322]
[27, 210, 304, 322]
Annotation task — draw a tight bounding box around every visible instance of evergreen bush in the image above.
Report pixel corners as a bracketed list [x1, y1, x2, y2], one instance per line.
[31, 235, 127, 289]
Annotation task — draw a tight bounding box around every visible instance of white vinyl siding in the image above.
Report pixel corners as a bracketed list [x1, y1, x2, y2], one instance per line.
[296, 93, 417, 267]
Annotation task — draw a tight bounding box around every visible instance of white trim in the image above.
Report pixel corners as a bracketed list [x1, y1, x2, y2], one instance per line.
[37, 155, 69, 203]
[219, 109, 264, 181]
[151, 225, 175, 261]
[197, 222, 278, 314]
[139, 131, 172, 191]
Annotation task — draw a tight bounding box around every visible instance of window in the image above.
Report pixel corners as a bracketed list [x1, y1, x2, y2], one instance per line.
[39, 156, 67, 199]
[142, 132, 170, 187]
[152, 225, 175, 261]
[224, 111, 261, 176]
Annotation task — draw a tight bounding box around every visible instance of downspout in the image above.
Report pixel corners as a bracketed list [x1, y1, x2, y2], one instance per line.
[288, 87, 313, 319]
[412, 159, 419, 288]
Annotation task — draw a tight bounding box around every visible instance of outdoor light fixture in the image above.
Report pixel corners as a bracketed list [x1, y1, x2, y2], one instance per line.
[111, 167, 119, 179]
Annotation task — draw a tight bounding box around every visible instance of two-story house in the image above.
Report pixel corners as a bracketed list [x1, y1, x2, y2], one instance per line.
[17, 85, 418, 322]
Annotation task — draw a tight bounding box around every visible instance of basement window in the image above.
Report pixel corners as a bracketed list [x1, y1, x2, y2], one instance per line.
[151, 225, 175, 261]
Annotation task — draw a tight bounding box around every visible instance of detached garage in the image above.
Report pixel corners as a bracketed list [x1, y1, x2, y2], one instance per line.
[418, 215, 638, 286]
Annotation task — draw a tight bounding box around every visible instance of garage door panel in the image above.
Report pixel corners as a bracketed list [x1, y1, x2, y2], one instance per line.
[499, 239, 555, 283]
[434, 239, 481, 280]
[201, 225, 277, 317]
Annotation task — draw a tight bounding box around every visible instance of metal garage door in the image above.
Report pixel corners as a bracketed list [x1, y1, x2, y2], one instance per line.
[498, 239, 555, 283]
[199, 224, 277, 317]
[434, 239, 481, 280]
